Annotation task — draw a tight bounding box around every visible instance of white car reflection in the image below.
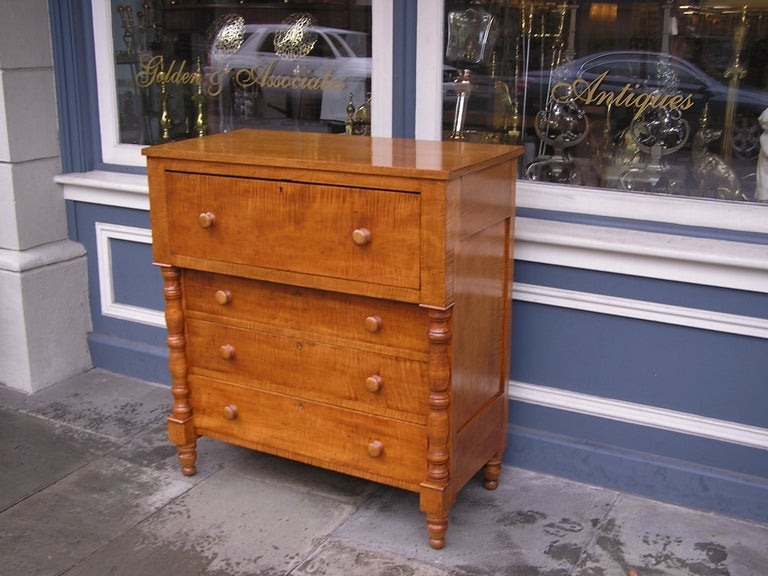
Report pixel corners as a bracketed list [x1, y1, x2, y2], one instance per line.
[207, 24, 370, 128]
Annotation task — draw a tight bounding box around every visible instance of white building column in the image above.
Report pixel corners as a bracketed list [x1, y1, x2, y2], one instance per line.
[0, 0, 91, 392]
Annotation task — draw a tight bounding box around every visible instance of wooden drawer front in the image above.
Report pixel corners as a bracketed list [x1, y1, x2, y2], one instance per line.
[189, 376, 427, 486]
[183, 271, 430, 354]
[165, 172, 420, 288]
[185, 319, 429, 419]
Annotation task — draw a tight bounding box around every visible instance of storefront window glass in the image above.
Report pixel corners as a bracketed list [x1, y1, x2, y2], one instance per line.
[109, 1, 372, 147]
[442, 1, 768, 203]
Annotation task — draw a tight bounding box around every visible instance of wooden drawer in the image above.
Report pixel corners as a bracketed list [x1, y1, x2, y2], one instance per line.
[165, 171, 420, 289]
[183, 270, 431, 354]
[189, 376, 427, 486]
[185, 319, 430, 420]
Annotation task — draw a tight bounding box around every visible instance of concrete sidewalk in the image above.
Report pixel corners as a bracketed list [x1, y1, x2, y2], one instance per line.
[1, 368, 766, 576]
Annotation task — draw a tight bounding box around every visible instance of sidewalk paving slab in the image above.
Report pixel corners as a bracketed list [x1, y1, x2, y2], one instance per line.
[2, 369, 767, 576]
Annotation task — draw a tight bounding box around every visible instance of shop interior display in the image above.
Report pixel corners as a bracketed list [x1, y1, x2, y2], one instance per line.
[442, 0, 768, 202]
[445, 7, 499, 140]
[112, 1, 372, 143]
[111, 1, 768, 202]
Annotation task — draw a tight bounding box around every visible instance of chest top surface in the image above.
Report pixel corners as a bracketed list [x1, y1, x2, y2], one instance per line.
[142, 129, 521, 179]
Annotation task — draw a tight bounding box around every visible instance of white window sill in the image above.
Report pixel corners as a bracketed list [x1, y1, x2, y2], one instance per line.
[517, 180, 768, 236]
[516, 216, 768, 293]
[56, 170, 149, 210]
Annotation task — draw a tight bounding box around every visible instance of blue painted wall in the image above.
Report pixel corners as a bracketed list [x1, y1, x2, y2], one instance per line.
[67, 200, 169, 384]
[508, 259, 768, 522]
[512, 306, 767, 426]
[506, 416, 768, 524]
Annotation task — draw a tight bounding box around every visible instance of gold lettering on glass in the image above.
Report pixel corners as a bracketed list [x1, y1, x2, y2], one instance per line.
[136, 56, 345, 98]
[551, 71, 695, 123]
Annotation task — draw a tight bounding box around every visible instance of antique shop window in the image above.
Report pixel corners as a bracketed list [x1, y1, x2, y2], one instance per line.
[93, 0, 374, 166]
[442, 1, 768, 204]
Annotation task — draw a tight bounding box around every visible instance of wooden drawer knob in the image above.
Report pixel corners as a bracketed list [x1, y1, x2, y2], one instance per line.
[222, 404, 238, 420]
[367, 440, 384, 458]
[351, 227, 372, 246]
[198, 212, 216, 228]
[219, 344, 236, 360]
[364, 315, 382, 333]
[214, 289, 232, 305]
[365, 375, 383, 393]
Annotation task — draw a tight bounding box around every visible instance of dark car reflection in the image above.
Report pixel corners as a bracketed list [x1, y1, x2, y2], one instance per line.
[549, 51, 768, 159]
[445, 50, 768, 160]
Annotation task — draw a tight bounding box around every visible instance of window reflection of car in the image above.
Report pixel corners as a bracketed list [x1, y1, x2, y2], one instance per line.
[207, 24, 370, 128]
[524, 50, 768, 159]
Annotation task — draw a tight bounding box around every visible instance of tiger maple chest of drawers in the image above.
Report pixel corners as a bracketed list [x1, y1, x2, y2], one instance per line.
[144, 129, 521, 549]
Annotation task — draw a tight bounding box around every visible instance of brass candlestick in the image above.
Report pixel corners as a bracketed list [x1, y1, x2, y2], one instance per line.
[449, 69, 473, 141]
[192, 58, 207, 137]
[158, 58, 173, 142]
[116, 4, 135, 55]
[345, 92, 371, 136]
[722, 6, 749, 161]
[445, 8, 498, 141]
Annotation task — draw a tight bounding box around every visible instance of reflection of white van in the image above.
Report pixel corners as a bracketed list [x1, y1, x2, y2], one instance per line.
[208, 24, 371, 125]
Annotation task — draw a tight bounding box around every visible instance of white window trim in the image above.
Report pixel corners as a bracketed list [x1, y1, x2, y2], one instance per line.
[513, 282, 768, 339]
[91, 0, 393, 166]
[516, 216, 768, 293]
[91, 0, 145, 167]
[510, 380, 768, 451]
[415, 0, 444, 141]
[517, 182, 768, 236]
[56, 170, 149, 209]
[95, 222, 165, 327]
[371, 0, 393, 138]
[415, 0, 768, 236]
